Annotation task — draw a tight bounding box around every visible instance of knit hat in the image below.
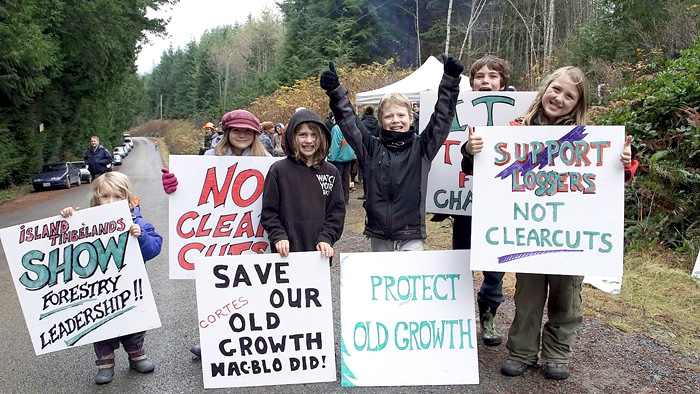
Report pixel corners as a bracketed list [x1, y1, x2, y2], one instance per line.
[221, 109, 260, 134]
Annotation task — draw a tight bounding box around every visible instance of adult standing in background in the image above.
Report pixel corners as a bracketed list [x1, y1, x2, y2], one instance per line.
[199, 122, 217, 155]
[84, 136, 112, 178]
[272, 123, 285, 156]
[259, 121, 275, 155]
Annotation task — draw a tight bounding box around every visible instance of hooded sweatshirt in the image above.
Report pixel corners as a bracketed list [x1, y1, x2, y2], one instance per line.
[261, 109, 346, 253]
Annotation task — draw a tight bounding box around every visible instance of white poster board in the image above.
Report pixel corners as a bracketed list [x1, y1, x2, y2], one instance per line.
[422, 91, 537, 215]
[693, 251, 700, 279]
[470, 125, 626, 276]
[168, 155, 281, 279]
[194, 252, 335, 388]
[0, 201, 161, 355]
[340, 250, 478, 386]
[583, 276, 623, 294]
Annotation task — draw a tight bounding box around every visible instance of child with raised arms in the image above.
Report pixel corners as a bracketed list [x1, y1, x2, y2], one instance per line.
[320, 55, 463, 252]
[261, 108, 346, 258]
[59, 171, 162, 385]
[464, 66, 637, 380]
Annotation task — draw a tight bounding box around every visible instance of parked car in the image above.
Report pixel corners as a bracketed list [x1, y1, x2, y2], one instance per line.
[33, 162, 81, 191]
[113, 153, 122, 166]
[69, 161, 92, 184]
[113, 146, 126, 158]
[123, 135, 134, 149]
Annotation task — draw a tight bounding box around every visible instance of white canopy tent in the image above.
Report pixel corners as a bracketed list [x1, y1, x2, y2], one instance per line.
[354, 55, 472, 106]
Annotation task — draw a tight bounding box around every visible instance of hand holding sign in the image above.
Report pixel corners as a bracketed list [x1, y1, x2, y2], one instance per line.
[465, 125, 483, 155]
[276, 239, 290, 257]
[620, 135, 633, 167]
[316, 241, 333, 258]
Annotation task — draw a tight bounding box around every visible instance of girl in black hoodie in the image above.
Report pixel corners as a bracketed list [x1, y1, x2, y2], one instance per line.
[261, 109, 346, 258]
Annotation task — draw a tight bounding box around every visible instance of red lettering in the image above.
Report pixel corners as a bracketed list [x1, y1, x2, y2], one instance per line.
[227, 242, 253, 255]
[442, 140, 460, 165]
[234, 211, 255, 238]
[178, 242, 205, 270]
[495, 143, 510, 165]
[198, 164, 238, 207]
[251, 241, 269, 254]
[232, 169, 264, 207]
[196, 213, 212, 237]
[213, 214, 238, 237]
[176, 211, 198, 238]
[458, 171, 470, 188]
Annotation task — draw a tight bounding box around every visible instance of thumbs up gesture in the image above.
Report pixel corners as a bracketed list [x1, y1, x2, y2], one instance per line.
[620, 135, 633, 167]
[465, 125, 483, 155]
[320, 61, 340, 92]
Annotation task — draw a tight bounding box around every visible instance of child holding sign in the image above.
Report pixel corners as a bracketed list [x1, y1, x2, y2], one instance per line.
[320, 55, 463, 251]
[59, 172, 162, 385]
[261, 108, 346, 258]
[464, 66, 637, 380]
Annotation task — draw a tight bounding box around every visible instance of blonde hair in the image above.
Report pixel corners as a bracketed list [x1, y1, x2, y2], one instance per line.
[261, 121, 274, 132]
[378, 92, 413, 124]
[520, 66, 589, 126]
[90, 172, 137, 210]
[292, 122, 328, 168]
[214, 130, 268, 156]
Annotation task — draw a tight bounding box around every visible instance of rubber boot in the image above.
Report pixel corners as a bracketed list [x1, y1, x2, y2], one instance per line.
[95, 367, 114, 384]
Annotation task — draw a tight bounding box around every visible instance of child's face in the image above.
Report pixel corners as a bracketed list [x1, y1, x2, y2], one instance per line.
[472, 65, 503, 91]
[541, 75, 580, 124]
[294, 123, 318, 163]
[380, 103, 412, 132]
[96, 185, 124, 206]
[227, 127, 255, 153]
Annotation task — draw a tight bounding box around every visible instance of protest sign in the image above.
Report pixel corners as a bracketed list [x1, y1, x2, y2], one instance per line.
[340, 250, 478, 386]
[194, 252, 335, 388]
[583, 276, 623, 294]
[0, 200, 161, 355]
[470, 125, 626, 276]
[168, 155, 281, 279]
[693, 251, 700, 279]
[421, 91, 536, 215]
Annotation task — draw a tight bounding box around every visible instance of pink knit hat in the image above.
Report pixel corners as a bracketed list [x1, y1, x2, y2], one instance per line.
[221, 109, 260, 134]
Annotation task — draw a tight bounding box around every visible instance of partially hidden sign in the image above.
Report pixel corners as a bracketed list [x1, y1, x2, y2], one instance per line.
[422, 91, 536, 215]
[470, 125, 626, 276]
[340, 250, 478, 386]
[0, 201, 161, 355]
[194, 252, 335, 388]
[168, 155, 281, 279]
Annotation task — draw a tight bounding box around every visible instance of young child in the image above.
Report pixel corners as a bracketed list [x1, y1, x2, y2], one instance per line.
[59, 172, 163, 385]
[431, 54, 514, 347]
[320, 55, 463, 252]
[261, 109, 346, 258]
[160, 108, 271, 358]
[464, 66, 637, 380]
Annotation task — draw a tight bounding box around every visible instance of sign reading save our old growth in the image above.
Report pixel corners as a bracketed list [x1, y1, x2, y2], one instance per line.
[168, 155, 281, 279]
[0, 201, 161, 355]
[470, 125, 626, 277]
[194, 252, 335, 388]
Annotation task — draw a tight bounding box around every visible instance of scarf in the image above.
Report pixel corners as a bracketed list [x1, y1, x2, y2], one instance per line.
[380, 129, 415, 152]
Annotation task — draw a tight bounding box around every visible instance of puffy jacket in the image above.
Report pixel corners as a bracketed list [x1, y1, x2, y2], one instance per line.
[84, 145, 112, 175]
[328, 125, 355, 163]
[132, 205, 163, 262]
[327, 73, 461, 240]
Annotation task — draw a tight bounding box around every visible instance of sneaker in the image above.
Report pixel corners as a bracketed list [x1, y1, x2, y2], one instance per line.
[129, 358, 155, 373]
[500, 359, 531, 376]
[480, 312, 502, 346]
[190, 343, 201, 358]
[544, 362, 570, 380]
[95, 367, 114, 384]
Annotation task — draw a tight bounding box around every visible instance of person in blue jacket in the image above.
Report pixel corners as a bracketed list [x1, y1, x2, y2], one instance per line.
[83, 136, 113, 178]
[59, 171, 163, 385]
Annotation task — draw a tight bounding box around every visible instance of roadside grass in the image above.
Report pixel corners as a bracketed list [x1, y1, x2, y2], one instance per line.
[155, 137, 169, 168]
[423, 214, 699, 360]
[0, 184, 32, 203]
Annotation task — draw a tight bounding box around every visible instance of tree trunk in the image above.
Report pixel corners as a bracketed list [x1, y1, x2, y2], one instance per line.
[416, 0, 421, 66]
[445, 0, 454, 54]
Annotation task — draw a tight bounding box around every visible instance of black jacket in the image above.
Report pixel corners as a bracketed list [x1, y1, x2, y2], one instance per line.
[327, 74, 461, 240]
[261, 109, 346, 252]
[361, 114, 381, 137]
[84, 145, 112, 175]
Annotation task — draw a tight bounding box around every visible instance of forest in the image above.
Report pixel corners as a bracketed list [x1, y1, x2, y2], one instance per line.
[1, 0, 699, 256]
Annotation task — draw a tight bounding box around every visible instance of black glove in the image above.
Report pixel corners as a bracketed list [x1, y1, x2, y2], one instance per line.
[441, 54, 464, 79]
[320, 61, 340, 92]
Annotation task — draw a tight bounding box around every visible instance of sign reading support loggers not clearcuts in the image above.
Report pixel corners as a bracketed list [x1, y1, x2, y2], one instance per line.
[340, 250, 478, 386]
[0, 200, 161, 355]
[470, 125, 626, 277]
[194, 252, 335, 388]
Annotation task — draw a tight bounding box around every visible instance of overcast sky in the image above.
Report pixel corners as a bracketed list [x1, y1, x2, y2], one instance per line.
[136, 0, 280, 74]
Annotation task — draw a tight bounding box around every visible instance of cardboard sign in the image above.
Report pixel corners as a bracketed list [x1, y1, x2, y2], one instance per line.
[168, 155, 281, 279]
[340, 250, 478, 386]
[692, 251, 700, 279]
[194, 252, 335, 388]
[421, 91, 537, 215]
[0, 201, 161, 355]
[470, 126, 626, 276]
